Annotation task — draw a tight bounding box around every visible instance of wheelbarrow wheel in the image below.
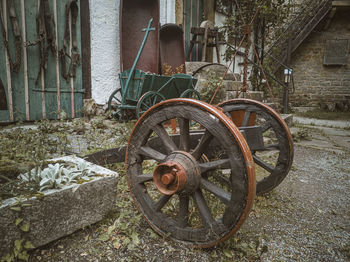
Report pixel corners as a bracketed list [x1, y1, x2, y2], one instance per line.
[108, 88, 122, 111]
[107, 88, 124, 121]
[218, 99, 294, 195]
[180, 89, 201, 100]
[136, 91, 165, 119]
[126, 98, 255, 247]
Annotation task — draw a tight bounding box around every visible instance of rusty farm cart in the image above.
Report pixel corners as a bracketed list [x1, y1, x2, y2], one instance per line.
[108, 19, 199, 120]
[122, 97, 294, 248]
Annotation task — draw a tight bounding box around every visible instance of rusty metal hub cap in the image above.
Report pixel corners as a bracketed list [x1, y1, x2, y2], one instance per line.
[153, 151, 200, 195]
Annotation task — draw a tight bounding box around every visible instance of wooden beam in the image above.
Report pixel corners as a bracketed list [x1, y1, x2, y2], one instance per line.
[203, 0, 214, 62]
[203, 0, 215, 22]
[324, 7, 337, 29]
[175, 0, 183, 26]
[80, 0, 92, 99]
[332, 1, 350, 7]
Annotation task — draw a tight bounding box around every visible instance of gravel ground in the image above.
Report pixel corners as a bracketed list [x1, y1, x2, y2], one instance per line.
[26, 143, 350, 262]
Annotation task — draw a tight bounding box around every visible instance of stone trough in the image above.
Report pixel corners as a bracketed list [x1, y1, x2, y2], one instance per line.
[0, 156, 119, 257]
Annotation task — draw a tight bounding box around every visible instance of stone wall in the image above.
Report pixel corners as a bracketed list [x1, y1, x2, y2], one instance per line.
[289, 10, 350, 111]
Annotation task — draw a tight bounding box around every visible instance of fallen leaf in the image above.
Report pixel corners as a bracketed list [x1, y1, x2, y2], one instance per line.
[20, 223, 30, 232]
[98, 233, 110, 241]
[24, 241, 35, 250]
[15, 218, 23, 226]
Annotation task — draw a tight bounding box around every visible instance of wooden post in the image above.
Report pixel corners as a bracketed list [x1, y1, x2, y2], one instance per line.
[80, 0, 91, 99]
[203, 0, 215, 22]
[203, 0, 214, 62]
[175, 0, 183, 26]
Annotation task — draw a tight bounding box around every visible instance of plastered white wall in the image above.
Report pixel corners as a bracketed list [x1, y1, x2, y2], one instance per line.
[90, 0, 120, 105]
[214, 11, 243, 76]
[160, 0, 176, 25]
[215, 11, 255, 80]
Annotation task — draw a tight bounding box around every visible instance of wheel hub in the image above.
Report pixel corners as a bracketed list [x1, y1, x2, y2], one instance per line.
[153, 151, 200, 195]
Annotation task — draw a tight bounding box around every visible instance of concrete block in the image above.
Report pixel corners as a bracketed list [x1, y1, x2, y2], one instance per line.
[247, 91, 264, 102]
[185, 62, 210, 75]
[281, 114, 293, 128]
[264, 102, 278, 110]
[292, 106, 318, 113]
[222, 80, 243, 91]
[185, 62, 240, 81]
[0, 156, 119, 257]
[226, 91, 237, 100]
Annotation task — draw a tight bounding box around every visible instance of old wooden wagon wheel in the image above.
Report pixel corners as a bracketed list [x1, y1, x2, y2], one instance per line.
[218, 99, 294, 195]
[126, 98, 255, 247]
[136, 91, 165, 119]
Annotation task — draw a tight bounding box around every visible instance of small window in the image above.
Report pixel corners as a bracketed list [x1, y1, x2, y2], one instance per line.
[323, 39, 349, 65]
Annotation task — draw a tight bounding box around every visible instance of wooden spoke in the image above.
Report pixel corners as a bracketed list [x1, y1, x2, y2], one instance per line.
[200, 178, 231, 205]
[193, 189, 215, 227]
[154, 195, 172, 212]
[152, 124, 178, 153]
[263, 144, 280, 151]
[261, 121, 272, 133]
[112, 95, 121, 103]
[199, 159, 230, 174]
[253, 155, 275, 173]
[177, 195, 189, 228]
[179, 118, 190, 152]
[213, 173, 231, 186]
[191, 130, 213, 160]
[108, 88, 122, 111]
[241, 110, 252, 126]
[138, 146, 166, 162]
[135, 174, 153, 184]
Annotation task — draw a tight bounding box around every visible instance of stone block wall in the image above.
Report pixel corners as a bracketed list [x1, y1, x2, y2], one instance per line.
[289, 10, 350, 111]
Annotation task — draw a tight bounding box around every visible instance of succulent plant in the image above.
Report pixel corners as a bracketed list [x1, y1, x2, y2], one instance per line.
[19, 161, 97, 192]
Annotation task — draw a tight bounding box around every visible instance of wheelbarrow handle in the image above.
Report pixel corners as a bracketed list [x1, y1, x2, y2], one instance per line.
[123, 18, 156, 96]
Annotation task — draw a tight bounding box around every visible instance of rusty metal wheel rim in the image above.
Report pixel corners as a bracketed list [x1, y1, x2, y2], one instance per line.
[218, 98, 294, 195]
[126, 98, 255, 247]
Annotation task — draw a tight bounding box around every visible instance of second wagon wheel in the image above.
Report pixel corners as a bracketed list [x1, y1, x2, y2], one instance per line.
[126, 98, 255, 247]
[218, 99, 294, 195]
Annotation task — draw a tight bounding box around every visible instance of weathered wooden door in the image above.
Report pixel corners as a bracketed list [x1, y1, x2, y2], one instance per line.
[183, 0, 203, 61]
[0, 0, 84, 123]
